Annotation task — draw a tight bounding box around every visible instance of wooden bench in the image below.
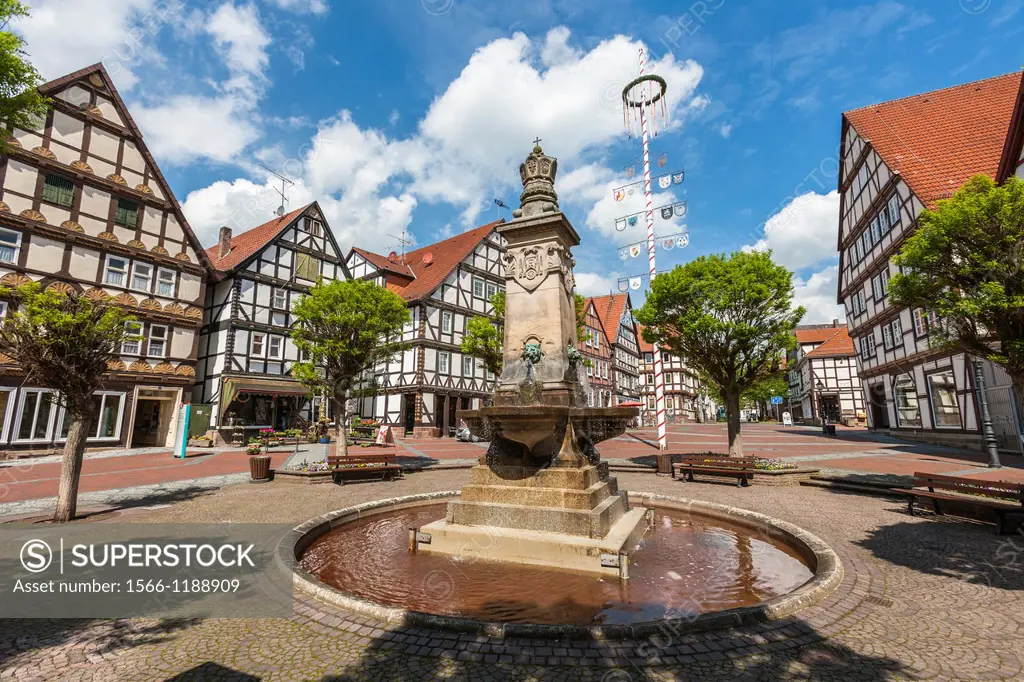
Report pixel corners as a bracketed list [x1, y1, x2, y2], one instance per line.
[327, 454, 402, 484]
[672, 455, 757, 487]
[893, 472, 1024, 535]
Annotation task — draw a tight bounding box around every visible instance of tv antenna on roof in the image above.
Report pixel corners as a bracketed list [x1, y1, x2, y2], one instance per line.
[387, 228, 412, 264]
[257, 163, 295, 216]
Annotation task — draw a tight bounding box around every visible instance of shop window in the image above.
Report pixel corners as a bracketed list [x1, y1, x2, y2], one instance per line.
[928, 371, 961, 428]
[893, 373, 921, 427]
[16, 389, 55, 441]
[59, 392, 124, 440]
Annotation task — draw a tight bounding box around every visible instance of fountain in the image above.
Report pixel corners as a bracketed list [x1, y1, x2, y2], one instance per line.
[414, 144, 646, 577]
[286, 144, 843, 636]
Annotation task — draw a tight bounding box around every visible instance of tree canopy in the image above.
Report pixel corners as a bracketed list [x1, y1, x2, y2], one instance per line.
[889, 175, 1024, 398]
[290, 279, 410, 453]
[0, 1, 50, 153]
[0, 283, 136, 521]
[636, 251, 803, 455]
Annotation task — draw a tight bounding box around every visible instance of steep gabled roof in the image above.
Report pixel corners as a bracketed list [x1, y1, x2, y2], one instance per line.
[805, 327, 856, 358]
[205, 204, 310, 273]
[844, 72, 1024, 208]
[38, 63, 213, 272]
[636, 323, 654, 353]
[347, 221, 503, 302]
[590, 293, 631, 345]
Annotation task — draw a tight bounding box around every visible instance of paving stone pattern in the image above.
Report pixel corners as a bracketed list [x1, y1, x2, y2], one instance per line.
[1, 469, 1022, 680]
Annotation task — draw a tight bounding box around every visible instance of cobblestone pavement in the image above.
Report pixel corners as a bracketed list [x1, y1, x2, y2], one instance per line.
[2, 469, 1022, 681]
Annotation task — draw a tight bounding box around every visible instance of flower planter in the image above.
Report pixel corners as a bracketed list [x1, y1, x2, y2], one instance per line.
[249, 455, 272, 482]
[319, 437, 331, 444]
[188, 439, 214, 448]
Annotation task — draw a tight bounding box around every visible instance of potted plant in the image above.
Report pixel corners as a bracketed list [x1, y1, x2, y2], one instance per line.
[247, 437, 272, 482]
[189, 434, 214, 448]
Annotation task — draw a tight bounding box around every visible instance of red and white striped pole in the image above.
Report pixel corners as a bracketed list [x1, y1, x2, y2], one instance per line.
[638, 48, 667, 451]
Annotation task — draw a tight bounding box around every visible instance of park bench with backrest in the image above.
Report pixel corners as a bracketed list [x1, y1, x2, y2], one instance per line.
[672, 455, 757, 487]
[326, 453, 402, 484]
[892, 472, 1024, 534]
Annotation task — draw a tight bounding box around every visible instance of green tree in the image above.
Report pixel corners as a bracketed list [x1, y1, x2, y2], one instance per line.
[636, 251, 804, 456]
[290, 279, 410, 456]
[890, 175, 1024, 402]
[0, 1, 50, 153]
[0, 284, 136, 522]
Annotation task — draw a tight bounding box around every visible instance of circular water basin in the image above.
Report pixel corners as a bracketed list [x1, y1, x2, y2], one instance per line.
[299, 501, 815, 627]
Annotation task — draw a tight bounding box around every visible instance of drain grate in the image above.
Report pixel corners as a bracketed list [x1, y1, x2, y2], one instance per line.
[865, 595, 893, 608]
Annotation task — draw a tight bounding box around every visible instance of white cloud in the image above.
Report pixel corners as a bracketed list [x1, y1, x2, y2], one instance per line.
[132, 95, 261, 165]
[748, 191, 839, 270]
[718, 122, 732, 138]
[207, 2, 271, 96]
[265, 0, 329, 14]
[792, 265, 845, 324]
[14, 0, 176, 90]
[575, 272, 620, 297]
[389, 109, 401, 126]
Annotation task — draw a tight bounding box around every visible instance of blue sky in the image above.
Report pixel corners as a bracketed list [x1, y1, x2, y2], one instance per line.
[15, 0, 1024, 321]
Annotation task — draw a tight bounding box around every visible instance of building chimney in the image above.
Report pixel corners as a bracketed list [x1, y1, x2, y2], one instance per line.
[217, 226, 232, 259]
[832, 318, 839, 327]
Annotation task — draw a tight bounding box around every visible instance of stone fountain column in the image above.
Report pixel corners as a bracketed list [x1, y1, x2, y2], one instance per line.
[418, 145, 648, 577]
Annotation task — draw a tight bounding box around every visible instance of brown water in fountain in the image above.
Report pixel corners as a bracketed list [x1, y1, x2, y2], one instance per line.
[301, 504, 813, 626]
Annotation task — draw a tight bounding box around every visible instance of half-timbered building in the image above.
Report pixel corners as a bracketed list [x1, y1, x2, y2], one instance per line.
[787, 324, 864, 425]
[838, 72, 1024, 453]
[579, 298, 614, 407]
[345, 222, 506, 437]
[637, 325, 702, 423]
[590, 294, 641, 406]
[194, 203, 349, 443]
[0, 64, 209, 453]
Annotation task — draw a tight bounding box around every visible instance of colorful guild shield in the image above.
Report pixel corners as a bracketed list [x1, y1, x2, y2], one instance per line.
[658, 153, 668, 167]
[627, 187, 635, 197]
[677, 234, 689, 248]
[672, 172, 684, 184]
[662, 237, 675, 250]
[658, 175, 671, 189]
[674, 202, 686, 217]
[660, 206, 673, 220]
[615, 218, 626, 232]
[627, 215, 638, 227]
[629, 244, 641, 257]
[625, 165, 635, 178]
[617, 278, 629, 292]
[618, 247, 629, 260]
[629, 276, 642, 290]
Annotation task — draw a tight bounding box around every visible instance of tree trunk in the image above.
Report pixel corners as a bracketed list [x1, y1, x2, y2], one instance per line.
[725, 389, 743, 457]
[54, 411, 92, 523]
[335, 393, 348, 457]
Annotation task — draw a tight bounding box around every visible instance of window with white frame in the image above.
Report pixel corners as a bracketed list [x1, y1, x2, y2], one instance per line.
[888, 194, 901, 227]
[121, 321, 142, 355]
[268, 336, 282, 359]
[156, 268, 175, 297]
[928, 371, 961, 428]
[463, 355, 474, 376]
[251, 332, 265, 356]
[587, 362, 593, 377]
[486, 282, 497, 298]
[913, 308, 928, 336]
[130, 262, 153, 292]
[104, 255, 128, 286]
[147, 324, 168, 358]
[442, 310, 452, 333]
[882, 325, 893, 350]
[0, 229, 21, 264]
[860, 334, 876, 360]
[58, 391, 125, 440]
[893, 373, 921, 427]
[438, 351, 450, 374]
[870, 215, 882, 245]
[473, 278, 484, 297]
[272, 287, 288, 310]
[16, 389, 56, 441]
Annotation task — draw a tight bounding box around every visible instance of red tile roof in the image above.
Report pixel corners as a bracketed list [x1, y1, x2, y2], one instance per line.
[636, 323, 654, 353]
[794, 327, 845, 345]
[804, 328, 856, 358]
[205, 204, 310, 272]
[844, 72, 1024, 208]
[348, 221, 502, 302]
[590, 294, 630, 344]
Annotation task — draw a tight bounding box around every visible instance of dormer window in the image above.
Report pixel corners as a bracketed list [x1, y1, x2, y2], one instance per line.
[302, 217, 322, 237]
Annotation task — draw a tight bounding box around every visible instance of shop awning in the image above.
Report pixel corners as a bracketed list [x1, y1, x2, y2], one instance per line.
[220, 377, 312, 415]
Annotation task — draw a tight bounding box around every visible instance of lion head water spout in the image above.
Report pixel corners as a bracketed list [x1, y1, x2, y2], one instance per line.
[417, 144, 645, 577]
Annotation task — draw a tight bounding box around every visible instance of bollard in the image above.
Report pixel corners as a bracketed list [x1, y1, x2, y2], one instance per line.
[619, 551, 630, 580]
[408, 527, 418, 553]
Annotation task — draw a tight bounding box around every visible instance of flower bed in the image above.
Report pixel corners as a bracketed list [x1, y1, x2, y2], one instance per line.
[753, 457, 798, 471]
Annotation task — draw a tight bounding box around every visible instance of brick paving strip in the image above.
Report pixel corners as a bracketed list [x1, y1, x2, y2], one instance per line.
[1, 470, 1021, 680]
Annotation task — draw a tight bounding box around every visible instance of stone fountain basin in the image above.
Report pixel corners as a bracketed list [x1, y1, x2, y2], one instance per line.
[457, 405, 637, 450]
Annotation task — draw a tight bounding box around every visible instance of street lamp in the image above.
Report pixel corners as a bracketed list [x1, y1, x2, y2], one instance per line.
[972, 358, 1002, 468]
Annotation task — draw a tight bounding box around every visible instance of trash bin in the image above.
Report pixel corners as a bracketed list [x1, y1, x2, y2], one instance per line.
[822, 424, 837, 437]
[249, 455, 271, 481]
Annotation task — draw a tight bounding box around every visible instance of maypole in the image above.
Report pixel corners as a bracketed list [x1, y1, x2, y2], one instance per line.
[622, 48, 668, 451]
